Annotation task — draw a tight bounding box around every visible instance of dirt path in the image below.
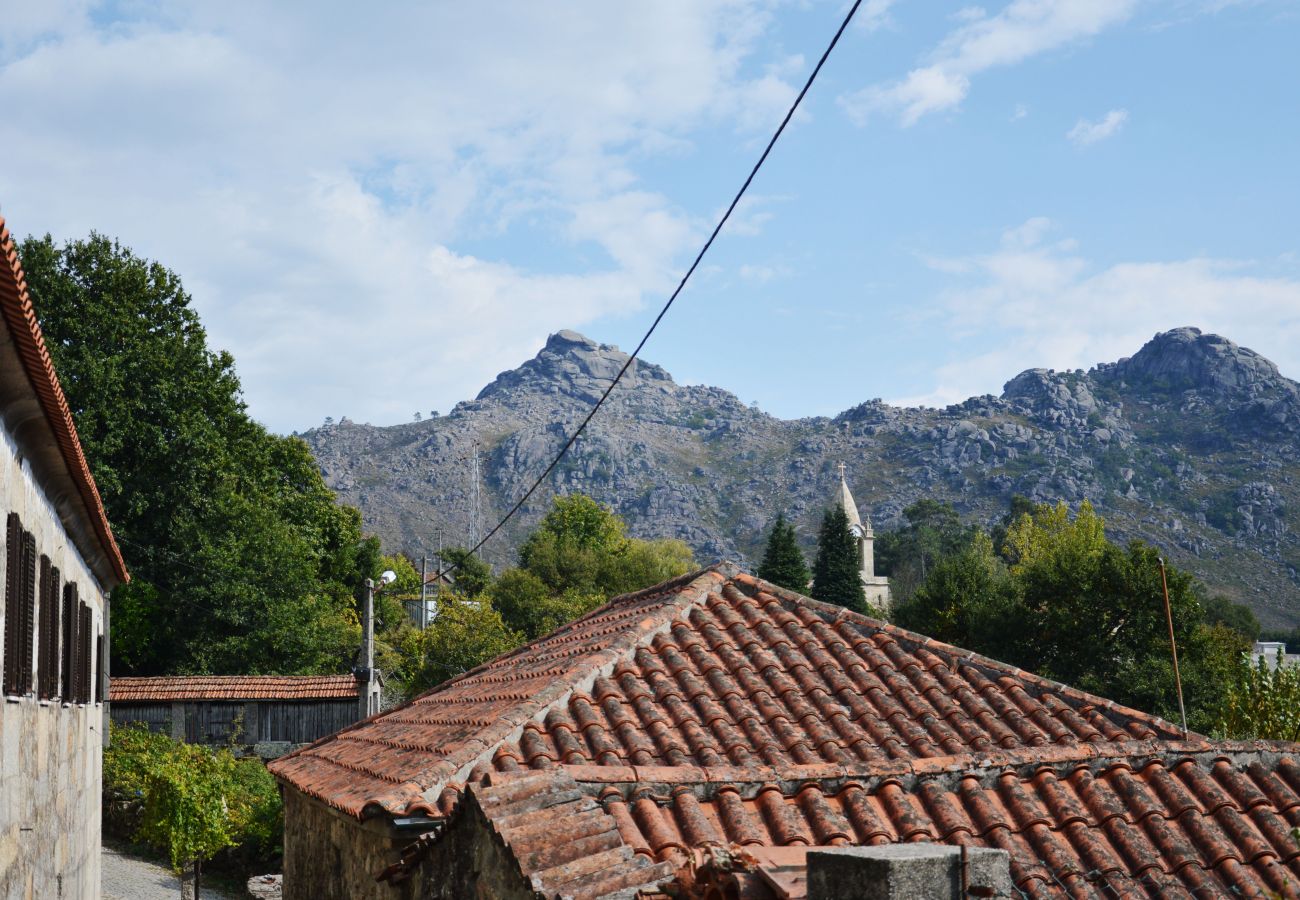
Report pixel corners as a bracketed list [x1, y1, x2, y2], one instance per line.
[102, 844, 241, 900]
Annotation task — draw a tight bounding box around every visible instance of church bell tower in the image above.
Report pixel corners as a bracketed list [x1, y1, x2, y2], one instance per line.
[837, 463, 891, 612]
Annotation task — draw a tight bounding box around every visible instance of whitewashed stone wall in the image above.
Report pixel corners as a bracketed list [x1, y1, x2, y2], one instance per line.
[0, 415, 107, 900]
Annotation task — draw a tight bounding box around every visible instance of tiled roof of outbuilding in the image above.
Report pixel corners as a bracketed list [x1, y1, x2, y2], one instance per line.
[110, 675, 359, 702]
[271, 566, 1300, 898]
[0, 216, 127, 586]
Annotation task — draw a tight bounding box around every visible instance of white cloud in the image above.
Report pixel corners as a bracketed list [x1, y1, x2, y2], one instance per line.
[0, 1, 796, 431]
[1011, 102, 1029, 120]
[842, 0, 1137, 125]
[894, 219, 1300, 406]
[1067, 108, 1129, 145]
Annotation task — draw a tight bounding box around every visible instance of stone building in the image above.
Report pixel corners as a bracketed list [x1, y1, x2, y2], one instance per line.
[270, 564, 1300, 899]
[0, 214, 129, 898]
[836, 463, 891, 610]
[110, 674, 361, 758]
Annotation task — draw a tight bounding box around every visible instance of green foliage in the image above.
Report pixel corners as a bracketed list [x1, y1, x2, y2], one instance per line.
[20, 234, 373, 675]
[1218, 653, 1300, 741]
[377, 495, 694, 696]
[896, 500, 1249, 732]
[876, 499, 977, 602]
[403, 596, 523, 694]
[811, 504, 870, 615]
[1200, 590, 1261, 642]
[757, 513, 810, 592]
[104, 724, 282, 870]
[895, 532, 1018, 650]
[502, 494, 694, 638]
[439, 547, 494, 598]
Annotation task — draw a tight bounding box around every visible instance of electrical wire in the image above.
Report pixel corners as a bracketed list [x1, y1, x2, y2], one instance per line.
[434, 0, 867, 582]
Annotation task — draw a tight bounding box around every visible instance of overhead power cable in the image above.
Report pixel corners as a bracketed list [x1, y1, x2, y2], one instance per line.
[436, 0, 867, 583]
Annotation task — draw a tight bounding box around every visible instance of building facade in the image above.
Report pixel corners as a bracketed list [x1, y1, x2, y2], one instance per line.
[0, 216, 128, 899]
[110, 675, 362, 758]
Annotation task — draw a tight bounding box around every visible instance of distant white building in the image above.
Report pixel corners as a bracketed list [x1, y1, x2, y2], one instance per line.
[836, 463, 891, 611]
[1252, 641, 1300, 671]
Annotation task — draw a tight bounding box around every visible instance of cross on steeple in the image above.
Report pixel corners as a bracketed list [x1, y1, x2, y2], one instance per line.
[836, 462, 847, 480]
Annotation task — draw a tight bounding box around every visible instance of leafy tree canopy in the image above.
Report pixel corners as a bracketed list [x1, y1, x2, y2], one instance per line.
[1218, 653, 1300, 742]
[875, 499, 976, 603]
[21, 233, 374, 675]
[894, 499, 1251, 732]
[757, 513, 810, 592]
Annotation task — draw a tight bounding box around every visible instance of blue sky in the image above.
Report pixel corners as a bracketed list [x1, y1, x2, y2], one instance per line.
[1, 1, 1297, 432]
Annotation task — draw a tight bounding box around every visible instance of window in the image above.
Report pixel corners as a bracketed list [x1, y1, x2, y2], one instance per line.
[37, 556, 60, 699]
[77, 603, 92, 703]
[61, 582, 76, 703]
[2, 513, 36, 696]
[94, 632, 104, 704]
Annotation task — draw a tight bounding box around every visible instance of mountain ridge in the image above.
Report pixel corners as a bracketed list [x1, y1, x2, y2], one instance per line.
[304, 326, 1300, 627]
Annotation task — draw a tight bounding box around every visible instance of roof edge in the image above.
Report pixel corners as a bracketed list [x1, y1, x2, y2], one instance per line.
[0, 218, 128, 586]
[271, 564, 740, 816]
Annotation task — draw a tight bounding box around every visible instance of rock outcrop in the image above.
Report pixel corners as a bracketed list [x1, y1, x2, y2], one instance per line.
[303, 328, 1300, 627]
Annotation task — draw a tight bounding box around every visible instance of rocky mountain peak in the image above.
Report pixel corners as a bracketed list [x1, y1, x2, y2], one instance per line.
[475, 330, 673, 405]
[1104, 327, 1289, 398]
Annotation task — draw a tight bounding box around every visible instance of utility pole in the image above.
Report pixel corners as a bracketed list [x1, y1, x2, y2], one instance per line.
[359, 578, 376, 720]
[419, 556, 428, 629]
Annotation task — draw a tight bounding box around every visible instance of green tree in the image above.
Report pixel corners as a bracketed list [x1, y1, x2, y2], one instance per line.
[104, 724, 282, 876]
[499, 494, 694, 639]
[894, 531, 1019, 650]
[989, 501, 1241, 730]
[20, 233, 371, 675]
[875, 499, 975, 602]
[438, 547, 494, 598]
[1218, 653, 1300, 741]
[811, 504, 869, 615]
[404, 596, 523, 694]
[757, 513, 810, 592]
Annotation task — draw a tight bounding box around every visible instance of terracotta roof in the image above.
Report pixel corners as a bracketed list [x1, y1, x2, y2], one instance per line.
[110, 675, 359, 702]
[271, 566, 1184, 820]
[0, 216, 128, 586]
[272, 566, 1300, 897]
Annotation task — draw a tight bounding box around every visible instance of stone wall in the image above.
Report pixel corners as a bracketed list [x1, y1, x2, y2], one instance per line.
[281, 789, 417, 900]
[415, 800, 536, 900]
[0, 416, 109, 899]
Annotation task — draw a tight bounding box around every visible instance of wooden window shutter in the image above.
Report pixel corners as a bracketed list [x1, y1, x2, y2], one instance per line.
[94, 631, 104, 704]
[46, 566, 60, 698]
[2, 513, 19, 695]
[61, 582, 76, 701]
[78, 603, 92, 703]
[20, 530, 36, 695]
[37, 556, 55, 699]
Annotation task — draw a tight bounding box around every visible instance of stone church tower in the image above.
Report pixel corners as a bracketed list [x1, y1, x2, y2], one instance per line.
[836, 463, 891, 611]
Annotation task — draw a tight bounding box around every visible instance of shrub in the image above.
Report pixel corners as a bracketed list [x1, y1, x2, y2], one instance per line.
[104, 724, 283, 871]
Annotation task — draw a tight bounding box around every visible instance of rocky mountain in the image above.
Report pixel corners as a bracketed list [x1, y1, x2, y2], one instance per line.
[304, 327, 1300, 627]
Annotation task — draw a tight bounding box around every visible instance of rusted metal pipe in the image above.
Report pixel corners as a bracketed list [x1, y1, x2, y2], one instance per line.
[1158, 558, 1189, 738]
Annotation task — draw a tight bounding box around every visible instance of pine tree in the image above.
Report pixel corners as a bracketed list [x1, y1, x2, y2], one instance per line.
[812, 504, 869, 614]
[757, 513, 810, 592]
